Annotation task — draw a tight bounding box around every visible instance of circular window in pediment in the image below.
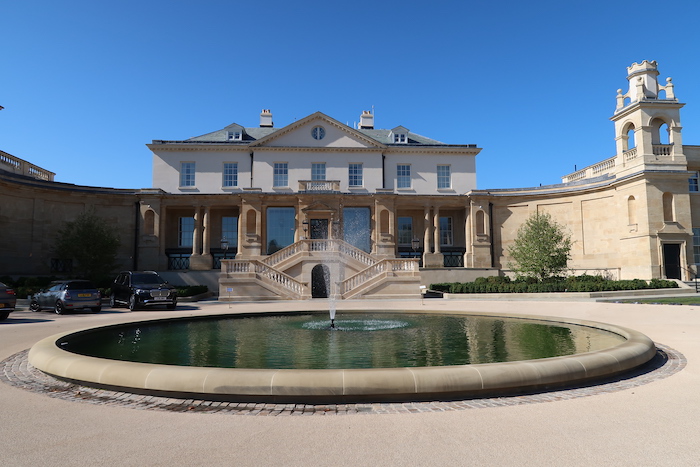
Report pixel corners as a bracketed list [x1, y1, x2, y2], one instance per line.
[311, 126, 326, 140]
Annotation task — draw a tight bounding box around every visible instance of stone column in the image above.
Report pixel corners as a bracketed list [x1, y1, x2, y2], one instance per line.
[423, 207, 431, 253]
[464, 205, 471, 268]
[423, 204, 444, 268]
[189, 206, 214, 270]
[433, 206, 441, 254]
[202, 206, 211, 255]
[192, 206, 201, 257]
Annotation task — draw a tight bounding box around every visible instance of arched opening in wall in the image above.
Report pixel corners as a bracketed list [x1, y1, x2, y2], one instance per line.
[662, 192, 675, 222]
[627, 196, 637, 226]
[144, 210, 155, 235]
[624, 124, 636, 151]
[311, 264, 330, 298]
[380, 209, 389, 235]
[475, 210, 485, 236]
[651, 118, 670, 145]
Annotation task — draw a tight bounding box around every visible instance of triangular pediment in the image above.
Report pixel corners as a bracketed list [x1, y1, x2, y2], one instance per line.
[250, 112, 386, 149]
[302, 202, 336, 213]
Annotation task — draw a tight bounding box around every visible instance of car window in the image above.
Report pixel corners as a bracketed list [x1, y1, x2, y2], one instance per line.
[49, 284, 63, 292]
[66, 281, 95, 290]
[132, 273, 165, 285]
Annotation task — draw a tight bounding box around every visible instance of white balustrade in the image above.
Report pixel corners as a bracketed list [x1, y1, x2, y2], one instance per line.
[624, 147, 638, 162]
[653, 144, 672, 156]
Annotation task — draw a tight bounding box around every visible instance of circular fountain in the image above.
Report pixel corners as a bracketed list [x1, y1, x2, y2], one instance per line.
[28, 310, 657, 403]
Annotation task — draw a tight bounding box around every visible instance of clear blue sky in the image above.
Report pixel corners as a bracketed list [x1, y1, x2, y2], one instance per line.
[3, 0, 700, 190]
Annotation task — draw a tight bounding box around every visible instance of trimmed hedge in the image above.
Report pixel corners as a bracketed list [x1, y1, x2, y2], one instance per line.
[430, 276, 679, 294]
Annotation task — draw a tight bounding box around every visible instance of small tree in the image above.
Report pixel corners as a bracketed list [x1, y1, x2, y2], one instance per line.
[507, 212, 572, 282]
[54, 209, 121, 284]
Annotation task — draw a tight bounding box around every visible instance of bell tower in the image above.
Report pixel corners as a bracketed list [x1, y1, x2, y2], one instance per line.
[611, 60, 686, 177]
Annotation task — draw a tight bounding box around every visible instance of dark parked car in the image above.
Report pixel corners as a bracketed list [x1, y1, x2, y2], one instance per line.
[111, 271, 177, 311]
[30, 280, 102, 314]
[0, 281, 17, 320]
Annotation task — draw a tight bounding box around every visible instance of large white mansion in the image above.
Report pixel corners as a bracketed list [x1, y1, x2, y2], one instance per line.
[2, 61, 699, 299]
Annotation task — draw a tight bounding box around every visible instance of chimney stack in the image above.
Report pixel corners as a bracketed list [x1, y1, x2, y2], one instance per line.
[260, 109, 273, 128]
[359, 110, 374, 129]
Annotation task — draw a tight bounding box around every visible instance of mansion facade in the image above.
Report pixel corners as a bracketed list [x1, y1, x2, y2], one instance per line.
[2, 61, 699, 299]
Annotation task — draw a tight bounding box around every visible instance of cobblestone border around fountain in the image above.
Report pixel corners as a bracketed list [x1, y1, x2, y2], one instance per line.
[1, 344, 685, 416]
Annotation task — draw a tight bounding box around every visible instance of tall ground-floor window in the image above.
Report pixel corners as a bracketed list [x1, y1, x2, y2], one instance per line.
[397, 217, 413, 245]
[179, 217, 194, 247]
[693, 228, 700, 264]
[221, 216, 238, 248]
[266, 207, 295, 254]
[344, 207, 370, 253]
[439, 217, 453, 246]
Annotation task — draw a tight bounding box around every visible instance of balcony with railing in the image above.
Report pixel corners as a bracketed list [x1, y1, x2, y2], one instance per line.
[299, 180, 340, 193]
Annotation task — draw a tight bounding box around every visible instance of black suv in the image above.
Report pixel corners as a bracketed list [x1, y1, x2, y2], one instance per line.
[111, 271, 177, 311]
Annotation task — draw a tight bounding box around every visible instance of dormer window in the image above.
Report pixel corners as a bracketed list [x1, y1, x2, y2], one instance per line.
[391, 126, 409, 144]
[227, 131, 242, 141]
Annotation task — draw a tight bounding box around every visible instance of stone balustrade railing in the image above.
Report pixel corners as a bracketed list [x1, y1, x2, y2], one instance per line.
[562, 156, 617, 183]
[624, 147, 638, 162]
[298, 180, 341, 193]
[652, 144, 672, 156]
[339, 259, 418, 295]
[223, 259, 306, 297]
[0, 151, 55, 181]
[262, 239, 376, 268]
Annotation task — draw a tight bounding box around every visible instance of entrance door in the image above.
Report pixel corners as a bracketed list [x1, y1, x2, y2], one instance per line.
[663, 243, 682, 279]
[310, 219, 329, 239]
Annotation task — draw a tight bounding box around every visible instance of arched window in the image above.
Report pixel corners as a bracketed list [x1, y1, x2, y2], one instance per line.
[662, 192, 674, 222]
[144, 210, 155, 235]
[625, 125, 636, 151]
[475, 210, 485, 236]
[627, 196, 637, 225]
[651, 118, 670, 145]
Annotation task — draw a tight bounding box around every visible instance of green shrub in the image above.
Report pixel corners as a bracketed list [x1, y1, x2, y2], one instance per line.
[430, 276, 679, 294]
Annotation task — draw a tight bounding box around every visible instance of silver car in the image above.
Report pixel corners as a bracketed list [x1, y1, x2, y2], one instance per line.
[30, 280, 102, 314]
[0, 281, 17, 320]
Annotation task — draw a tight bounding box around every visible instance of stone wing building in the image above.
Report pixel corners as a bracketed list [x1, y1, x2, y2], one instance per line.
[1, 61, 698, 299]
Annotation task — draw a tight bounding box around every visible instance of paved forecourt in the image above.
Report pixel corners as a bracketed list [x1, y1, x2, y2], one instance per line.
[1, 298, 699, 466]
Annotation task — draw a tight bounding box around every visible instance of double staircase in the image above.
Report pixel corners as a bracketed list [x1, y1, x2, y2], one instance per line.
[220, 239, 420, 301]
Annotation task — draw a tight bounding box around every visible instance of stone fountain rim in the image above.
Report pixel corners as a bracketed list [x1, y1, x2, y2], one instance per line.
[27, 310, 657, 403]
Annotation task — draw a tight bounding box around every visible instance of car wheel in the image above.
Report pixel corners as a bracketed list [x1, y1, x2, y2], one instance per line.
[0, 312, 9, 321]
[91, 306, 101, 313]
[30, 300, 41, 312]
[110, 294, 117, 308]
[128, 295, 137, 311]
[55, 301, 65, 315]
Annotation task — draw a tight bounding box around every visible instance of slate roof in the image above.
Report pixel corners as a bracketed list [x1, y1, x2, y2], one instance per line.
[152, 116, 468, 147]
